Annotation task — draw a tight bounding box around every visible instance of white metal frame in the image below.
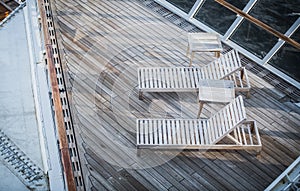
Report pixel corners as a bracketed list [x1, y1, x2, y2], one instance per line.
[265, 156, 300, 191]
[154, 0, 300, 89]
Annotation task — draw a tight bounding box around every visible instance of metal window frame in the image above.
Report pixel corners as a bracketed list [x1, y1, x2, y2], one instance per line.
[154, 0, 300, 89]
[262, 18, 300, 64]
[223, 0, 257, 40]
[265, 156, 300, 191]
[187, 0, 204, 19]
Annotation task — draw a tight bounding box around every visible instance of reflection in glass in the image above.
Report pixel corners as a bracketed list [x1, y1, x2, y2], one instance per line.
[269, 29, 300, 82]
[230, 20, 278, 58]
[194, 0, 248, 35]
[166, 0, 197, 13]
[249, 0, 300, 34]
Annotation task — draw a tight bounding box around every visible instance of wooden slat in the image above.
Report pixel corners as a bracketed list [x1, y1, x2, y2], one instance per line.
[173, 68, 179, 89]
[172, 120, 176, 145]
[167, 120, 171, 144]
[194, 121, 200, 145]
[165, 68, 170, 88]
[180, 120, 186, 145]
[189, 121, 195, 145]
[216, 113, 222, 138]
[161, 68, 166, 88]
[140, 120, 145, 144]
[237, 126, 242, 144]
[153, 120, 158, 145]
[185, 121, 191, 145]
[176, 120, 181, 145]
[231, 101, 238, 126]
[241, 127, 247, 145]
[158, 120, 162, 145]
[181, 68, 187, 88]
[219, 111, 226, 135]
[177, 68, 183, 88]
[157, 68, 162, 89]
[204, 120, 210, 144]
[145, 120, 149, 144]
[247, 124, 253, 145]
[211, 116, 217, 141]
[162, 120, 167, 145]
[199, 121, 204, 145]
[137, 120, 140, 145]
[149, 120, 153, 145]
[149, 68, 153, 88]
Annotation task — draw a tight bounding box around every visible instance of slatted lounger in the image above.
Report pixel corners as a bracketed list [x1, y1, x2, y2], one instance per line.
[138, 50, 251, 99]
[136, 96, 262, 152]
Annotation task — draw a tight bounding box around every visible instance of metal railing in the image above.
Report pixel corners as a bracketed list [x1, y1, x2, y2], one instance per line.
[265, 156, 300, 191]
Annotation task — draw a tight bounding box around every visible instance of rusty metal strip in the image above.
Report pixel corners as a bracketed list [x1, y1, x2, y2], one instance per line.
[215, 0, 300, 50]
[37, 0, 77, 190]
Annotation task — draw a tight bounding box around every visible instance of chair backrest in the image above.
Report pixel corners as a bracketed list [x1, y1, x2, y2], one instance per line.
[207, 95, 246, 144]
[199, 50, 242, 80]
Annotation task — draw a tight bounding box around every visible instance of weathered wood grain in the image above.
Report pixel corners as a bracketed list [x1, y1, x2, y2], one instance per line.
[51, 0, 300, 190]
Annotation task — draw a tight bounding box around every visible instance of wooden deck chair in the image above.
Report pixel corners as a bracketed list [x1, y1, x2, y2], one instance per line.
[136, 96, 262, 152]
[138, 50, 250, 99]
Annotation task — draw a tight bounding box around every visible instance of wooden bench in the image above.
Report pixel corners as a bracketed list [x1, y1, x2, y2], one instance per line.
[138, 50, 251, 99]
[136, 96, 262, 152]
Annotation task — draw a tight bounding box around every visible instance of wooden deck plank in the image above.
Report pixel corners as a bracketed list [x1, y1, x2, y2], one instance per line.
[57, 0, 191, 67]
[212, 153, 265, 190]
[50, 0, 300, 190]
[89, 174, 113, 191]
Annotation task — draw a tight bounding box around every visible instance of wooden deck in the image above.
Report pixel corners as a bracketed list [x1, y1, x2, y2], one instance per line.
[50, 0, 300, 190]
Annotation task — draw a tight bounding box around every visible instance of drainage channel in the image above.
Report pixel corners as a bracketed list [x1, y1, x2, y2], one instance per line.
[38, 0, 85, 190]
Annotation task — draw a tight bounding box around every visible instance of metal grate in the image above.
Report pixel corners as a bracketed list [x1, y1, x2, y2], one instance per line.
[0, 130, 48, 190]
[242, 56, 300, 102]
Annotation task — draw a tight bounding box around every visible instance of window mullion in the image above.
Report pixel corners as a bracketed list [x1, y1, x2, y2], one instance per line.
[223, 0, 258, 40]
[187, 0, 205, 19]
[262, 18, 300, 65]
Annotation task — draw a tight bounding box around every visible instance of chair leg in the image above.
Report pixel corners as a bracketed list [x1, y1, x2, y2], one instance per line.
[240, 69, 244, 80]
[256, 149, 262, 158]
[139, 91, 143, 100]
[186, 45, 190, 57]
[189, 52, 195, 67]
[215, 51, 221, 58]
[197, 101, 204, 119]
[137, 148, 141, 157]
[246, 90, 251, 99]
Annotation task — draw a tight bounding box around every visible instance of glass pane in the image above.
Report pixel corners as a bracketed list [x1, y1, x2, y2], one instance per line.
[166, 0, 197, 13]
[269, 29, 300, 82]
[249, 0, 300, 34]
[230, 20, 279, 58]
[194, 0, 248, 35]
